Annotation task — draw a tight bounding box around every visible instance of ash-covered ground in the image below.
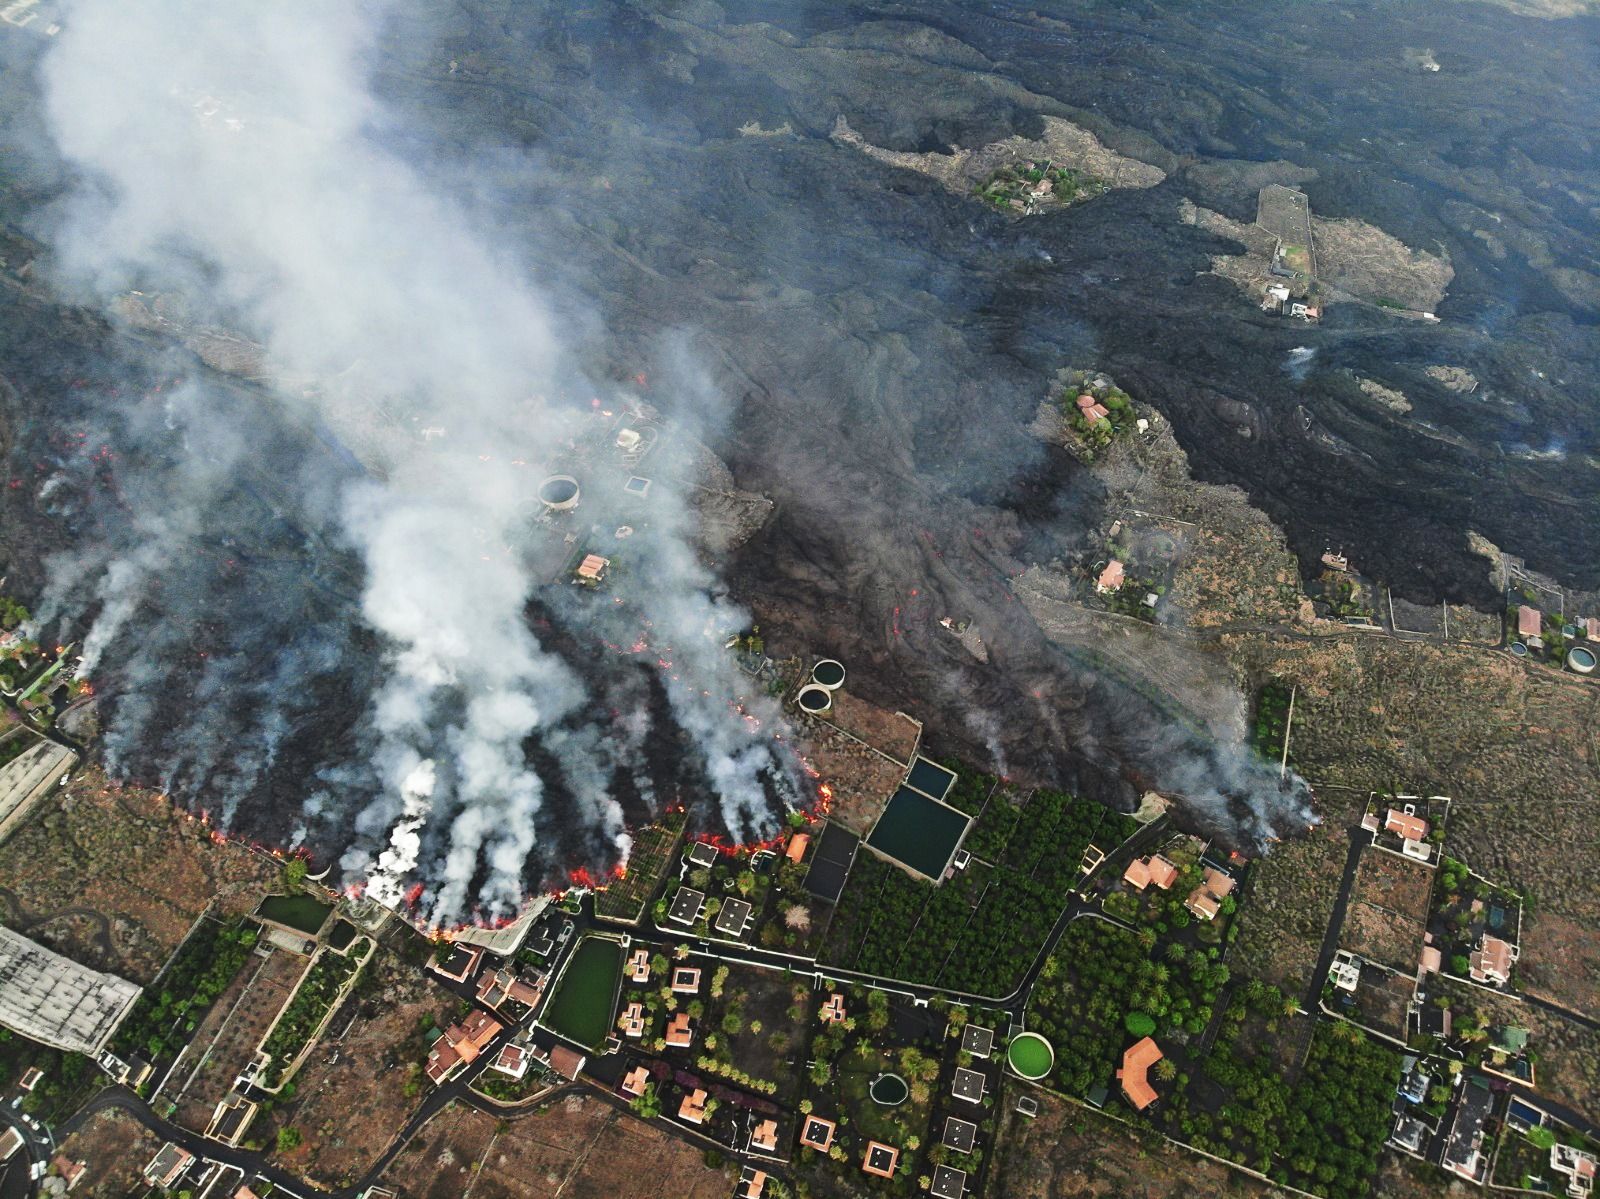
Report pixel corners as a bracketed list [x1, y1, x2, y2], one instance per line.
[0, 0, 1596, 906]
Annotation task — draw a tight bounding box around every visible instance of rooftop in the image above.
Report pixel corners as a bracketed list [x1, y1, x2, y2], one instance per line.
[931, 1165, 968, 1199]
[1117, 1036, 1163, 1111]
[620, 1065, 649, 1097]
[1097, 560, 1125, 592]
[668, 887, 706, 926]
[952, 1066, 986, 1103]
[686, 841, 719, 869]
[666, 1011, 694, 1048]
[751, 1117, 779, 1152]
[800, 1114, 836, 1151]
[670, 966, 702, 994]
[678, 1087, 708, 1125]
[785, 832, 810, 862]
[960, 1024, 994, 1059]
[713, 898, 753, 938]
[1385, 808, 1428, 842]
[1519, 605, 1543, 639]
[862, 1141, 899, 1179]
[0, 924, 142, 1056]
[738, 1166, 768, 1199]
[943, 1115, 978, 1153]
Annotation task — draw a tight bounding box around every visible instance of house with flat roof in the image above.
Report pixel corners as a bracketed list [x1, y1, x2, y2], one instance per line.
[621, 1001, 645, 1038]
[17, 1066, 42, 1092]
[431, 942, 483, 984]
[738, 1166, 769, 1199]
[206, 1094, 257, 1146]
[0, 924, 142, 1057]
[1442, 1079, 1493, 1181]
[0, 1128, 21, 1162]
[714, 898, 753, 938]
[800, 1114, 836, 1152]
[1117, 1037, 1163, 1111]
[671, 966, 702, 994]
[960, 1024, 993, 1059]
[1551, 1143, 1598, 1198]
[862, 1141, 899, 1179]
[943, 1115, 977, 1154]
[819, 993, 846, 1024]
[686, 842, 719, 870]
[627, 947, 651, 983]
[144, 1143, 195, 1190]
[678, 1087, 709, 1125]
[951, 1067, 986, 1104]
[931, 1166, 967, 1199]
[620, 1065, 650, 1098]
[1470, 934, 1517, 986]
[668, 887, 706, 926]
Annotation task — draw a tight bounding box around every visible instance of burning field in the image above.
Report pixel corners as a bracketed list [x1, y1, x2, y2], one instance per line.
[0, 0, 1593, 924]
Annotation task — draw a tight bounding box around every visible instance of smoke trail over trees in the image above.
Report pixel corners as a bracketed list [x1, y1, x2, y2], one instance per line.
[24, 0, 797, 921]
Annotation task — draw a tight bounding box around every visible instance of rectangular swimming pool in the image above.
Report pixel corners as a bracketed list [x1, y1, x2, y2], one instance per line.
[865, 785, 971, 881]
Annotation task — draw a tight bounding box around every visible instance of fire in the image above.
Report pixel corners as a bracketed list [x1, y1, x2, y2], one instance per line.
[403, 882, 426, 908]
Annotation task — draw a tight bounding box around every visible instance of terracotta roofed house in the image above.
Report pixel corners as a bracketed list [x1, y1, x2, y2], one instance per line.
[678, 1087, 709, 1124]
[1122, 857, 1151, 890]
[576, 554, 609, 582]
[862, 1141, 900, 1179]
[785, 833, 810, 862]
[548, 1045, 586, 1080]
[1117, 1036, 1163, 1111]
[1096, 560, 1126, 593]
[738, 1167, 768, 1199]
[1519, 605, 1543, 639]
[620, 1065, 650, 1098]
[1470, 935, 1518, 986]
[1146, 856, 1179, 890]
[666, 1011, 694, 1048]
[627, 947, 651, 983]
[1386, 809, 1429, 843]
[800, 1114, 837, 1152]
[52, 1157, 86, 1191]
[751, 1117, 779, 1152]
[1587, 617, 1600, 641]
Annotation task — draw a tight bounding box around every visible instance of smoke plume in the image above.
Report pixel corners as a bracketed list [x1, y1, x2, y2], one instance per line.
[25, 0, 795, 921]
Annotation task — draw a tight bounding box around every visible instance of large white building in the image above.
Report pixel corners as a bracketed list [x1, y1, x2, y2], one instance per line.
[0, 924, 141, 1056]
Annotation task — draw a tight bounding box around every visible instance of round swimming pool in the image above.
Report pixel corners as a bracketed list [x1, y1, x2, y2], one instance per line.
[1568, 646, 1597, 674]
[1007, 1031, 1055, 1081]
[869, 1073, 908, 1106]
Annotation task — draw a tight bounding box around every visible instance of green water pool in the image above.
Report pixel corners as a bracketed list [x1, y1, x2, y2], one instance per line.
[1008, 1032, 1055, 1080]
[544, 937, 623, 1049]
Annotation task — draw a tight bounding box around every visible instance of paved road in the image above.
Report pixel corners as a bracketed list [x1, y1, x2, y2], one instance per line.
[0, 1107, 51, 1199]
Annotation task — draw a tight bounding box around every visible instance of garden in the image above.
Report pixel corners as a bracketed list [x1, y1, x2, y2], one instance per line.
[692, 965, 807, 1103]
[110, 917, 260, 1067]
[973, 161, 1108, 213]
[1427, 856, 1521, 984]
[821, 776, 1138, 996]
[1027, 913, 1403, 1199]
[259, 941, 369, 1088]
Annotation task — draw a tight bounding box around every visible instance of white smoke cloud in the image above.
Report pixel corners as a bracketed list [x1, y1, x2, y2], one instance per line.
[30, 0, 793, 921]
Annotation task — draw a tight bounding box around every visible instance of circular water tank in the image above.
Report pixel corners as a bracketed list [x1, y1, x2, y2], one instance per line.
[797, 684, 833, 714]
[1509, 642, 1528, 658]
[811, 659, 846, 690]
[1567, 646, 1596, 675]
[538, 475, 580, 512]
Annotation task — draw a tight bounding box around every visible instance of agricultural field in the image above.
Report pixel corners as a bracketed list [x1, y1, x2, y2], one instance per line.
[595, 812, 684, 923]
[259, 941, 369, 1088]
[170, 945, 307, 1133]
[378, 1092, 732, 1199]
[1340, 847, 1432, 974]
[821, 777, 1137, 996]
[991, 1092, 1275, 1199]
[0, 767, 277, 982]
[262, 942, 456, 1187]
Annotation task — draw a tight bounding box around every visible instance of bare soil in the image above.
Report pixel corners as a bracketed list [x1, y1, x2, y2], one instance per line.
[0, 767, 278, 983]
[1518, 910, 1600, 1019]
[380, 1091, 732, 1199]
[992, 1090, 1284, 1198]
[51, 1108, 165, 1199]
[1341, 848, 1433, 973]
